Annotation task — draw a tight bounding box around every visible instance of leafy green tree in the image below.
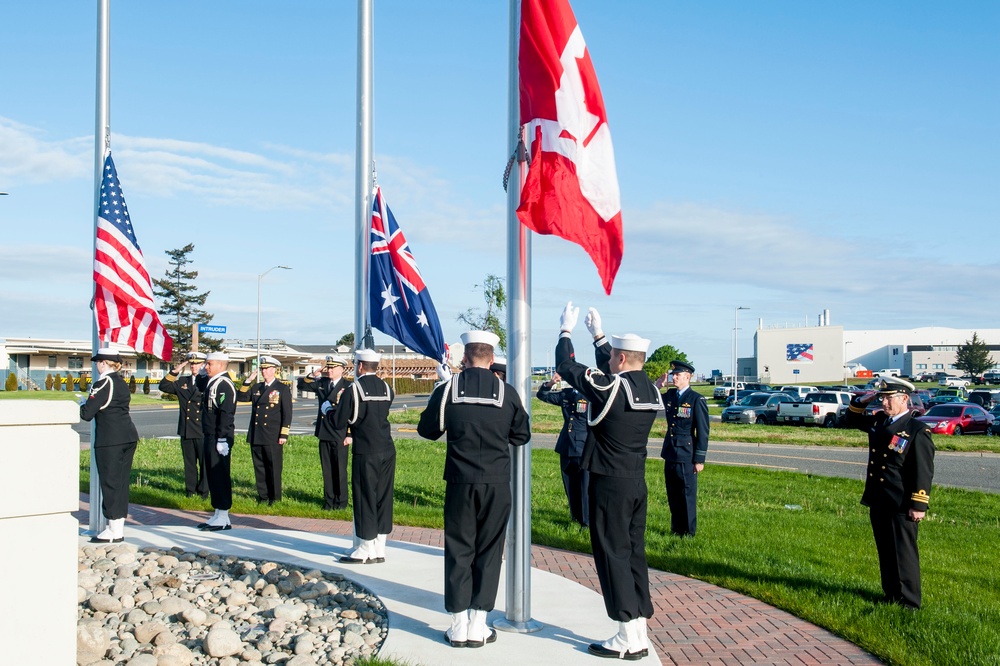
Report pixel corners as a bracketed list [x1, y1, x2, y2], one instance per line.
[643, 344, 690, 382]
[336, 332, 355, 348]
[152, 243, 221, 361]
[457, 273, 507, 352]
[955, 332, 993, 377]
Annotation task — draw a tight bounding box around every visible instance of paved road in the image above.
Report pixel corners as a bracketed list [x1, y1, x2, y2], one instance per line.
[77, 396, 999, 494]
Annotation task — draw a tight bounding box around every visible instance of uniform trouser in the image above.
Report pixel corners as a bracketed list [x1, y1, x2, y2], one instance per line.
[180, 437, 209, 497]
[443, 482, 511, 613]
[664, 462, 698, 536]
[204, 438, 233, 510]
[869, 507, 922, 608]
[319, 439, 349, 509]
[560, 453, 590, 526]
[94, 442, 137, 520]
[351, 450, 396, 540]
[251, 443, 284, 501]
[589, 473, 653, 622]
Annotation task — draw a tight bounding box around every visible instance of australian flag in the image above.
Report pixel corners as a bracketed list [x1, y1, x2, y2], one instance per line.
[368, 186, 447, 362]
[787, 343, 815, 363]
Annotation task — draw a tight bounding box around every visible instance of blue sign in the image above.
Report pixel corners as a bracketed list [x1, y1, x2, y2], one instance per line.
[793, 369, 800, 375]
[198, 324, 226, 334]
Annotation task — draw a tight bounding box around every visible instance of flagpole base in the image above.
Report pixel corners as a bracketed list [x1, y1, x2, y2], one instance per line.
[494, 617, 543, 634]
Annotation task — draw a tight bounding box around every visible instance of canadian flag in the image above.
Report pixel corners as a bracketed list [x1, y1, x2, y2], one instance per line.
[517, 0, 623, 295]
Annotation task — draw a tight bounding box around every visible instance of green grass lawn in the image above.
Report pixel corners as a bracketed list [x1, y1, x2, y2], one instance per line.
[0, 390, 169, 406]
[81, 435, 1000, 666]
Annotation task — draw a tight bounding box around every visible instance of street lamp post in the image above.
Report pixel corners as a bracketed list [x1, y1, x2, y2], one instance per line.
[257, 265, 291, 369]
[733, 306, 749, 402]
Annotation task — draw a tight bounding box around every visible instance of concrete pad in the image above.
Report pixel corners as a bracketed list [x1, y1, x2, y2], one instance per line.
[92, 526, 658, 665]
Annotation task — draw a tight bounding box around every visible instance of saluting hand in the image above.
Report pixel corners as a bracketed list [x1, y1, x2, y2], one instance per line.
[560, 301, 580, 333]
[585, 307, 603, 339]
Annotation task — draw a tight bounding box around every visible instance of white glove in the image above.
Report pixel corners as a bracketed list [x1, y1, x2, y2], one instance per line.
[320, 400, 333, 415]
[216, 439, 230, 456]
[560, 301, 580, 332]
[76, 393, 88, 406]
[436, 363, 453, 382]
[585, 307, 603, 339]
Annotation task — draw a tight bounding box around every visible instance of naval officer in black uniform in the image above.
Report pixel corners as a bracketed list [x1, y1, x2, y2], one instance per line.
[659, 360, 710, 536]
[417, 330, 531, 648]
[844, 376, 934, 609]
[555, 303, 660, 660]
[329, 348, 395, 564]
[238, 355, 293, 505]
[159, 351, 209, 499]
[80, 348, 140, 543]
[198, 351, 237, 531]
[537, 372, 591, 528]
[298, 355, 351, 510]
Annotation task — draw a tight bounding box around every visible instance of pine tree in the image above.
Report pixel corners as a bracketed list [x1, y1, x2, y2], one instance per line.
[336, 332, 355, 348]
[143, 376, 151, 394]
[129, 375, 137, 394]
[955, 332, 993, 378]
[152, 243, 221, 360]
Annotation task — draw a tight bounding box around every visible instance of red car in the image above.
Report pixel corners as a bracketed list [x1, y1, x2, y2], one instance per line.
[915, 403, 995, 436]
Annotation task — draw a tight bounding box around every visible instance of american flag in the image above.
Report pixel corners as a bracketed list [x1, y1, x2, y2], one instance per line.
[92, 154, 173, 361]
[787, 343, 814, 363]
[368, 186, 446, 362]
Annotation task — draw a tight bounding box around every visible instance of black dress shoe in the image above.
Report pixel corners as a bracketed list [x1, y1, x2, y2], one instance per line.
[89, 536, 124, 544]
[466, 628, 497, 648]
[196, 522, 211, 529]
[365, 557, 386, 564]
[443, 631, 466, 648]
[587, 643, 643, 660]
[339, 556, 368, 564]
[202, 524, 232, 532]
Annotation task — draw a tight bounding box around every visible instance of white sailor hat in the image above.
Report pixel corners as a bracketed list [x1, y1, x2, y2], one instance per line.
[611, 334, 651, 353]
[259, 355, 281, 369]
[187, 351, 207, 363]
[876, 376, 915, 395]
[205, 352, 229, 362]
[325, 354, 348, 368]
[355, 348, 381, 363]
[461, 330, 500, 348]
[91, 347, 122, 363]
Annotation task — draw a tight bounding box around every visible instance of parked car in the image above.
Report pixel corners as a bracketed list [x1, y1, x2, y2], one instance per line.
[911, 372, 936, 383]
[914, 389, 935, 405]
[777, 391, 853, 427]
[983, 370, 1000, 384]
[939, 376, 971, 388]
[968, 390, 1000, 410]
[991, 406, 1000, 435]
[713, 382, 745, 399]
[927, 387, 968, 407]
[779, 386, 819, 399]
[873, 368, 902, 378]
[721, 392, 795, 425]
[916, 403, 994, 436]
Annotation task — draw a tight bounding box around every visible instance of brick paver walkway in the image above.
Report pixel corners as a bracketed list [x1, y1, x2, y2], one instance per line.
[77, 496, 879, 665]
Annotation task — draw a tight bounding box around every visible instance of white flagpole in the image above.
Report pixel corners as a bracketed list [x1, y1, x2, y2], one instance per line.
[88, 0, 111, 535]
[497, 0, 540, 634]
[354, 0, 374, 350]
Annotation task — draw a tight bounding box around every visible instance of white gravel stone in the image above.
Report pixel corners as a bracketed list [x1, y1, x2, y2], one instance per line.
[89, 593, 123, 613]
[77, 620, 110, 665]
[203, 627, 243, 657]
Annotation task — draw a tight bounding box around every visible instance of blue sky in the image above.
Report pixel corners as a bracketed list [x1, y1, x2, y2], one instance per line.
[1, 1, 998, 372]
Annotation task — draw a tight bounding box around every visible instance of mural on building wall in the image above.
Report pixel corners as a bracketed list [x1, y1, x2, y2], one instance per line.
[787, 343, 815, 363]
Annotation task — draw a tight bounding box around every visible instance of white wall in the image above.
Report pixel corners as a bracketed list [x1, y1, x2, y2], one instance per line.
[0, 401, 79, 664]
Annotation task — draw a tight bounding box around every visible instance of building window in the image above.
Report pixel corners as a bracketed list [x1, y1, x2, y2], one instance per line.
[48, 355, 57, 368]
[932, 364, 944, 369]
[916, 364, 927, 370]
[68, 356, 84, 370]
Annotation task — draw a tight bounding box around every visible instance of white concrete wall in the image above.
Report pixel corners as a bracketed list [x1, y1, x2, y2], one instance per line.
[0, 401, 79, 665]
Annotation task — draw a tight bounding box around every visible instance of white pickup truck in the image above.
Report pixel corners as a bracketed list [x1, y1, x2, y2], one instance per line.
[939, 376, 971, 388]
[713, 382, 745, 399]
[776, 391, 853, 428]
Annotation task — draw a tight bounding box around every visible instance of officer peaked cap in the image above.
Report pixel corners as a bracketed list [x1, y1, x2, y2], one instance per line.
[91, 348, 122, 363]
[670, 360, 695, 374]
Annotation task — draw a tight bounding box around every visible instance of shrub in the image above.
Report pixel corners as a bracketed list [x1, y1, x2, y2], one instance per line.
[54, 373, 63, 391]
[143, 376, 150, 394]
[67, 376, 77, 391]
[128, 375, 137, 394]
[80, 375, 91, 391]
[4, 373, 17, 392]
[45, 373, 54, 390]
